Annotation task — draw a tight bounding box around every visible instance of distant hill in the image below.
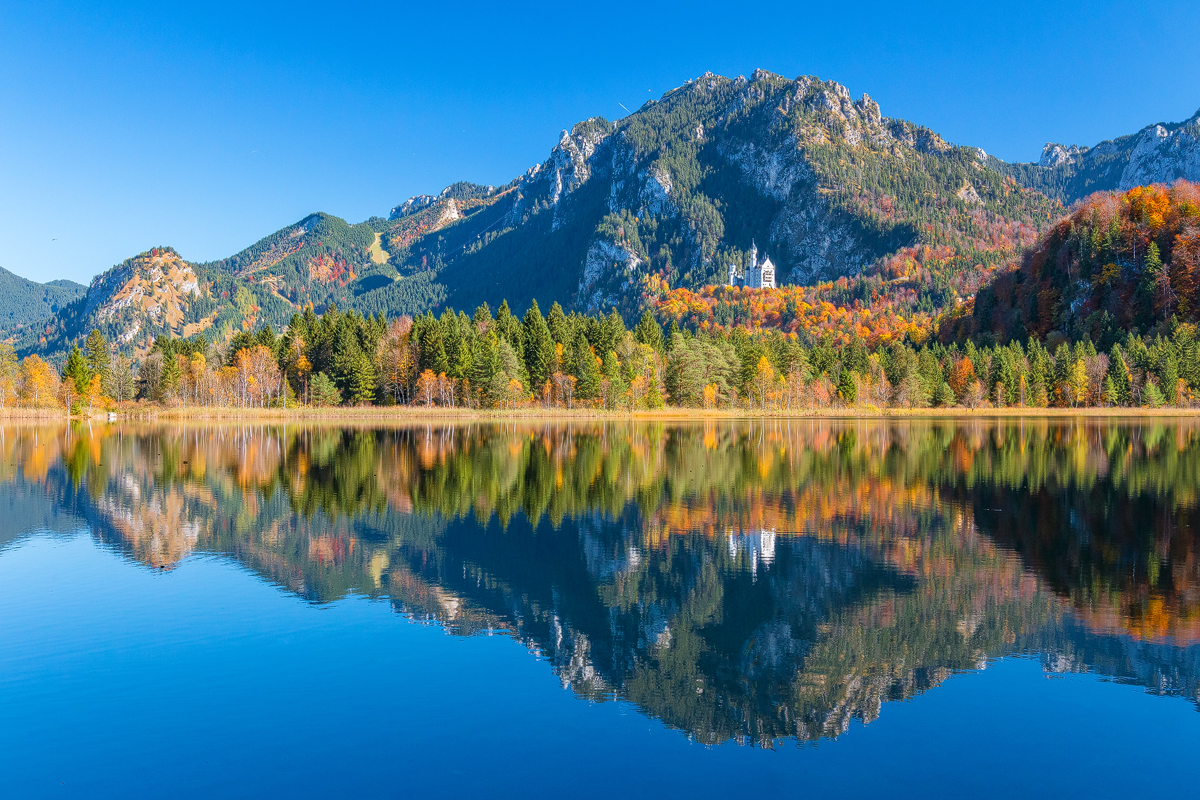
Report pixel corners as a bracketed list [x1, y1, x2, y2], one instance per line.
[0, 266, 85, 341]
[940, 180, 1200, 346]
[26, 215, 442, 358]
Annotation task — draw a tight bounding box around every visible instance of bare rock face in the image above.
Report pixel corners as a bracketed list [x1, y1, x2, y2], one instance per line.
[1039, 142, 1087, 168]
[390, 195, 437, 220]
[579, 239, 642, 314]
[1120, 116, 1200, 188]
[527, 118, 612, 228]
[1000, 110, 1200, 203]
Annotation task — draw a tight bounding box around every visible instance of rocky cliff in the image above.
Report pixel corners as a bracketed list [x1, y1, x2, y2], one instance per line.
[993, 110, 1200, 203]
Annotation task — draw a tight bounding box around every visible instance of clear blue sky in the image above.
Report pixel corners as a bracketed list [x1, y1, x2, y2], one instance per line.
[2, 0, 1197, 286]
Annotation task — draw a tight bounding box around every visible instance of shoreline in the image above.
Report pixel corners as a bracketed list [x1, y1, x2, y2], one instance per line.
[22, 404, 1200, 423]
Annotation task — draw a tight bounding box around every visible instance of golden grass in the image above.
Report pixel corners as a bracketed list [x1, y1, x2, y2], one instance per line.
[104, 403, 1200, 423]
[367, 233, 390, 265]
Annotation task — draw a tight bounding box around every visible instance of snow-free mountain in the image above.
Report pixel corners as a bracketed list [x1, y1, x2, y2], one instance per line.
[14, 70, 1200, 358]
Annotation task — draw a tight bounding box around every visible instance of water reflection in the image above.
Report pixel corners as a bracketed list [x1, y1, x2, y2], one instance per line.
[4, 418, 1200, 744]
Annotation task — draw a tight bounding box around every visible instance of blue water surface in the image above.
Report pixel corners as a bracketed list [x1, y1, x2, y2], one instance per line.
[2, 531, 1197, 800]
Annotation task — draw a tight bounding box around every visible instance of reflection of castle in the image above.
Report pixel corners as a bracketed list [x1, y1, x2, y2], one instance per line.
[728, 241, 776, 289]
[727, 528, 776, 578]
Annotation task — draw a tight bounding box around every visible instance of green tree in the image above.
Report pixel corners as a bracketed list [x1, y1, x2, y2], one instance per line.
[634, 309, 665, 354]
[347, 353, 376, 405]
[62, 345, 92, 395]
[310, 372, 343, 406]
[522, 300, 555, 389]
[84, 330, 111, 388]
[837, 369, 858, 405]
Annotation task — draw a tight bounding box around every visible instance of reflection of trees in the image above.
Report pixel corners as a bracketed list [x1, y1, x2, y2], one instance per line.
[5, 418, 1200, 743]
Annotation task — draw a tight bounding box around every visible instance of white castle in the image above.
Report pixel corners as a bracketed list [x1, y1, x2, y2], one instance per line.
[727, 241, 776, 289]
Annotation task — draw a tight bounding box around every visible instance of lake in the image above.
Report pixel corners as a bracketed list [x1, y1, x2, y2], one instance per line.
[1, 418, 1198, 798]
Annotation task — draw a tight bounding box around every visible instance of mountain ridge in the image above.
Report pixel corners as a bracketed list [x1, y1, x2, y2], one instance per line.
[990, 108, 1200, 204]
[17, 70, 1200, 359]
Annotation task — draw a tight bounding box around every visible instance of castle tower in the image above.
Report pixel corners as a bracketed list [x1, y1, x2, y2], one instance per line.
[728, 263, 739, 287]
[760, 255, 776, 289]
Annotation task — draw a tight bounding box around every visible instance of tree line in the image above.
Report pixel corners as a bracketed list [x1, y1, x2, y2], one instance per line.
[12, 296, 1197, 412]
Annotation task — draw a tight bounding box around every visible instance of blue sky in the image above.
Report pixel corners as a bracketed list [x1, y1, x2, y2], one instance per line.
[2, 0, 1198, 286]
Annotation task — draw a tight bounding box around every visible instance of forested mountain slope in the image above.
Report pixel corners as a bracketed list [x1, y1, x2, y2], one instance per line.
[27, 70, 1199, 358]
[0, 266, 84, 340]
[940, 181, 1200, 346]
[385, 70, 1060, 320]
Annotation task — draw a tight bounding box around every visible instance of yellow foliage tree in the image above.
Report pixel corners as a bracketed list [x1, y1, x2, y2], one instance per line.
[18, 355, 60, 408]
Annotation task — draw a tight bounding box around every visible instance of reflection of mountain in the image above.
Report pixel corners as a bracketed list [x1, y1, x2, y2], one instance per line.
[5, 418, 1200, 743]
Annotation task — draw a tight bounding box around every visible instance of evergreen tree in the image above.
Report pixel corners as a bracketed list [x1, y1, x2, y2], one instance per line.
[83, 330, 111, 389]
[495, 300, 523, 353]
[522, 300, 555, 389]
[837, 369, 858, 405]
[1106, 345, 1132, 406]
[634, 309, 665, 354]
[602, 351, 626, 409]
[62, 345, 91, 395]
[347, 353, 376, 405]
[572, 333, 600, 399]
[160, 352, 182, 400]
[1156, 345, 1179, 404]
[469, 336, 500, 406]
[547, 301, 570, 345]
[310, 372, 342, 406]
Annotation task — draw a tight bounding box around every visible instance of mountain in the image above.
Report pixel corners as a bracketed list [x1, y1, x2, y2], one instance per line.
[27, 214, 438, 357]
[0, 266, 85, 341]
[25, 70, 1200, 357]
[940, 180, 1200, 346]
[384, 70, 1059, 319]
[993, 110, 1200, 204]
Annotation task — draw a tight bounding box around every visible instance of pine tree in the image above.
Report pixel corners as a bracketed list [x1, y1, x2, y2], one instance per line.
[933, 381, 954, 407]
[837, 369, 858, 405]
[1102, 375, 1118, 406]
[83, 330, 111, 389]
[1157, 347, 1179, 404]
[602, 351, 625, 409]
[62, 345, 91, 395]
[160, 353, 182, 401]
[495, 300, 523, 353]
[470, 336, 500, 406]
[522, 300, 555, 389]
[348, 353, 376, 405]
[546, 301, 570, 345]
[1106, 345, 1132, 406]
[572, 334, 600, 399]
[634, 309, 664, 354]
[310, 372, 342, 406]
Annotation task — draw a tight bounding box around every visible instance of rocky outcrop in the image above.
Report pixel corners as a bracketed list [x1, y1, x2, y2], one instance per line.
[579, 239, 642, 313]
[1120, 116, 1200, 188]
[1002, 110, 1200, 203]
[81, 248, 203, 351]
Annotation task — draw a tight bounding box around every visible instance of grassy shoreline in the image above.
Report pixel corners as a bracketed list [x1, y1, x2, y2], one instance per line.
[75, 404, 1200, 422]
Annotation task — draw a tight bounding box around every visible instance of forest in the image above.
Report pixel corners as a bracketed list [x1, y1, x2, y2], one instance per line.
[5, 291, 1197, 412]
[942, 181, 1200, 346]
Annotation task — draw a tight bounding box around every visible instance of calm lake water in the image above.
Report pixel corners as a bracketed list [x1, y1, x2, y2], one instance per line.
[1, 418, 1199, 797]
